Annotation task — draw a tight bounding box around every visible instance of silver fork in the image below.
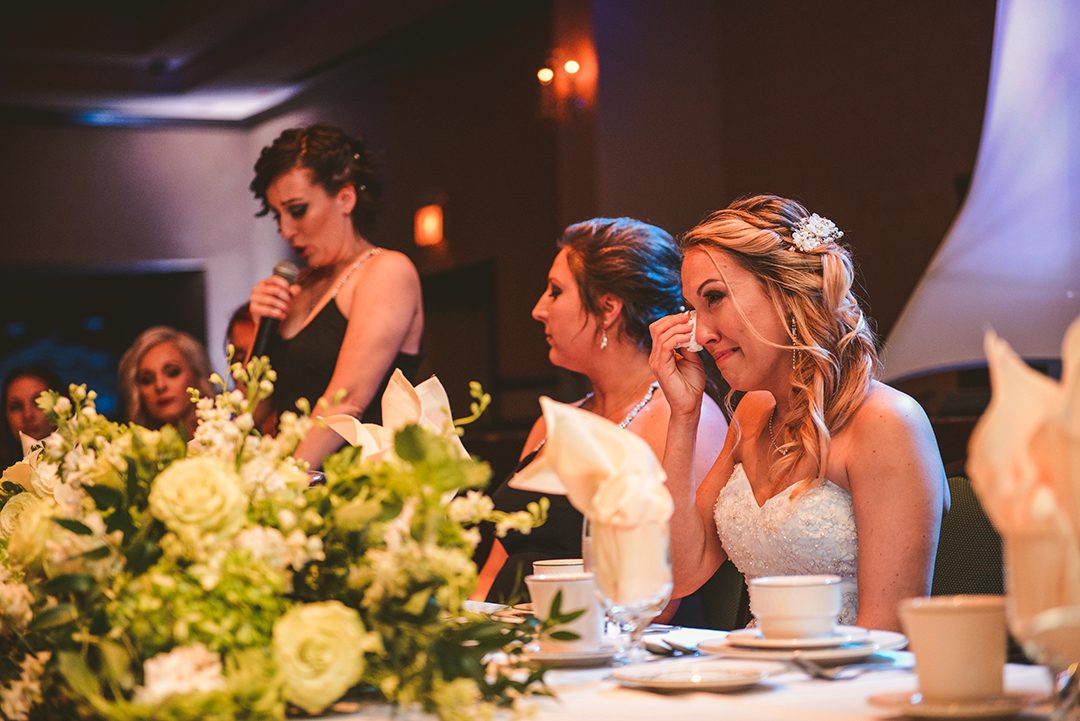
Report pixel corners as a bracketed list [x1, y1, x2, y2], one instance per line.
[789, 654, 901, 681]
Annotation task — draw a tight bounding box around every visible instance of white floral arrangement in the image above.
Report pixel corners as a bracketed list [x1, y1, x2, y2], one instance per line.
[789, 212, 844, 252]
[0, 357, 548, 721]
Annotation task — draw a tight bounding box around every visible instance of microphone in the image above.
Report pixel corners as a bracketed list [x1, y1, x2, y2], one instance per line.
[250, 260, 300, 359]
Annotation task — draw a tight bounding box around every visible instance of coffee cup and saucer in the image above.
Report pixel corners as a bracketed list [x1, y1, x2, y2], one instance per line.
[698, 575, 907, 663]
[519, 571, 615, 668]
[869, 595, 1041, 719]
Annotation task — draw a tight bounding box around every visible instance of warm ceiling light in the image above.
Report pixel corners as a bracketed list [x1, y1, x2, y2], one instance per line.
[537, 67, 554, 85]
[414, 204, 444, 246]
[564, 60, 580, 74]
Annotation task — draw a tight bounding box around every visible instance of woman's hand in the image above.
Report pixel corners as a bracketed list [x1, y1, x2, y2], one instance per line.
[249, 274, 300, 326]
[649, 312, 707, 418]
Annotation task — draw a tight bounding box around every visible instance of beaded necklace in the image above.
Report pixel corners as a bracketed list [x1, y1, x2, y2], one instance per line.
[768, 407, 788, 456]
[530, 381, 660, 456]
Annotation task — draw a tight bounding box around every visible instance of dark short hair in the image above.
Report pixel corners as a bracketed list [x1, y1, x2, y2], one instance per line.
[250, 124, 382, 236]
[557, 218, 683, 351]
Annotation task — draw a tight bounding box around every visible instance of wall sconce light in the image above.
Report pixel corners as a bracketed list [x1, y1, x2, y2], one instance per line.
[414, 203, 444, 246]
[563, 60, 580, 74]
[537, 67, 554, 85]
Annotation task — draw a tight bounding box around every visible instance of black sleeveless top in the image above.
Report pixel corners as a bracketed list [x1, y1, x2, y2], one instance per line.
[473, 449, 584, 603]
[268, 301, 422, 425]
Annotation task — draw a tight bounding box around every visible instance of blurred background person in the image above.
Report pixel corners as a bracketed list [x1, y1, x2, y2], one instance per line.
[247, 124, 423, 469]
[1, 365, 63, 468]
[225, 304, 257, 363]
[471, 217, 728, 613]
[118, 326, 214, 437]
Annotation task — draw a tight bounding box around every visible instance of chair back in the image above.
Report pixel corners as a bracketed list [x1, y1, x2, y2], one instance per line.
[932, 475, 1003, 596]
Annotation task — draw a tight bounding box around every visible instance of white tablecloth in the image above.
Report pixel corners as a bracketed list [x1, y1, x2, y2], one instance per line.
[328, 626, 1054, 721]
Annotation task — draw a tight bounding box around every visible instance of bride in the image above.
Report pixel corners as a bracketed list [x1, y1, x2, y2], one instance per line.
[649, 194, 948, 632]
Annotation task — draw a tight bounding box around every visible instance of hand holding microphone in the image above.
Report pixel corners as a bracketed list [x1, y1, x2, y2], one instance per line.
[250, 261, 300, 359]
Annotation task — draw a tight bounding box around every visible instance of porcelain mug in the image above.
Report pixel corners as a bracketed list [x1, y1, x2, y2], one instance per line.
[525, 572, 604, 652]
[899, 595, 1006, 703]
[749, 575, 842, 639]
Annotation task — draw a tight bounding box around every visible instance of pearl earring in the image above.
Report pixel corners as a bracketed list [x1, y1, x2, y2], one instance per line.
[601, 328, 608, 350]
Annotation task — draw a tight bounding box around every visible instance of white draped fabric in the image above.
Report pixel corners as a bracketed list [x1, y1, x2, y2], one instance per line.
[883, 0, 1080, 382]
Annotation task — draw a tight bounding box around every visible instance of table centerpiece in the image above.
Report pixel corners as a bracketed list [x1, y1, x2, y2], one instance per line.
[0, 357, 549, 721]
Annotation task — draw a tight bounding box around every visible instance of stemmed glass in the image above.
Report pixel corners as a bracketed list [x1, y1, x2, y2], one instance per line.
[583, 516, 673, 663]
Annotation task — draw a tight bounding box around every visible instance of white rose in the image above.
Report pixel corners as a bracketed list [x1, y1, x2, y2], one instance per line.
[272, 601, 380, 714]
[0, 494, 41, 540]
[148, 458, 247, 537]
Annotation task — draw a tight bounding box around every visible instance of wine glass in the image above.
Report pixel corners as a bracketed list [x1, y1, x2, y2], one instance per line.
[586, 517, 673, 663]
[1019, 606, 1080, 721]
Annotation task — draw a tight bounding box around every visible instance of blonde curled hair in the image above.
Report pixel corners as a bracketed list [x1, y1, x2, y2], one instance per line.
[680, 194, 881, 489]
[118, 326, 214, 430]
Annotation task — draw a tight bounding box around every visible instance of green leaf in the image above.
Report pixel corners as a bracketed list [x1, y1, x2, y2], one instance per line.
[28, 603, 79, 631]
[53, 518, 93, 535]
[70, 545, 112, 562]
[1, 481, 25, 494]
[548, 631, 582, 641]
[44, 574, 97, 594]
[85, 484, 123, 511]
[394, 424, 427, 462]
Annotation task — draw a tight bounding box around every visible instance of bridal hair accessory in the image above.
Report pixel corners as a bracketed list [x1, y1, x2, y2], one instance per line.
[789, 213, 844, 252]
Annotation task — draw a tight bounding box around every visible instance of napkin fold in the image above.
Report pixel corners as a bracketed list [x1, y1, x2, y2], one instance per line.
[967, 313, 1080, 637]
[510, 397, 673, 605]
[326, 370, 468, 461]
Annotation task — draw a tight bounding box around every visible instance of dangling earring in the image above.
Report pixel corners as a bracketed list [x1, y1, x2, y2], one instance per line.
[790, 316, 798, 370]
[601, 328, 609, 350]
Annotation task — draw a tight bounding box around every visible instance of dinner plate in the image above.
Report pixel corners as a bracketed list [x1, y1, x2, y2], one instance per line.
[868, 691, 1038, 719]
[519, 647, 616, 668]
[698, 629, 907, 663]
[491, 603, 534, 624]
[726, 625, 870, 649]
[612, 658, 788, 692]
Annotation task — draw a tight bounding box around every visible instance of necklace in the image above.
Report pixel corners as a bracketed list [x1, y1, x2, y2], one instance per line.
[768, 407, 789, 456]
[529, 381, 660, 455]
[331, 247, 384, 298]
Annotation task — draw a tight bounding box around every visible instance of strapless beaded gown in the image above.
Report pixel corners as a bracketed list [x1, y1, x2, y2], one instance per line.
[715, 463, 859, 625]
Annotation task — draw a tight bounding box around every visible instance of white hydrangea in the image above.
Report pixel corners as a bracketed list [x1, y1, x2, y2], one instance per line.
[133, 644, 226, 705]
[234, 526, 289, 569]
[0, 652, 49, 721]
[447, 490, 494, 524]
[0, 580, 34, 632]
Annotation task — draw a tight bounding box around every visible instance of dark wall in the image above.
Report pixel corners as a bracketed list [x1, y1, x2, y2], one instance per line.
[715, 1, 995, 336]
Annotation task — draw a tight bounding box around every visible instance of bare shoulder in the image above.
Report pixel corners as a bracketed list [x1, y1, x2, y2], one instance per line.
[849, 381, 934, 439]
[348, 249, 421, 303]
[731, 390, 774, 428]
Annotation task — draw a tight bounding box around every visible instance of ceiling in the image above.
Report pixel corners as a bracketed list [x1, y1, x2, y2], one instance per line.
[0, 0, 548, 125]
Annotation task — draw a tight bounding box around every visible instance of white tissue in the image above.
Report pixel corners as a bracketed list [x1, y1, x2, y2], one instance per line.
[675, 310, 703, 352]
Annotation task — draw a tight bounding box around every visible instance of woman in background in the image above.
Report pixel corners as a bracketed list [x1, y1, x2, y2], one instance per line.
[472, 217, 728, 609]
[247, 124, 423, 469]
[118, 326, 214, 437]
[1, 365, 63, 467]
[650, 194, 946, 632]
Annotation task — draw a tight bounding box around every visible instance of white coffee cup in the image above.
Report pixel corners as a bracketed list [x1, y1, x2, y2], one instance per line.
[524, 572, 604, 652]
[532, 558, 585, 576]
[749, 575, 842, 639]
[899, 595, 1006, 703]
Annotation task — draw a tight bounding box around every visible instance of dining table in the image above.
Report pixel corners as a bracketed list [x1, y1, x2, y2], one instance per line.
[325, 617, 1056, 721]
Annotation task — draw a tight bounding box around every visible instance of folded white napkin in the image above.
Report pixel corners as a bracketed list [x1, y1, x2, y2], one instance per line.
[510, 397, 673, 605]
[326, 370, 468, 461]
[968, 313, 1080, 636]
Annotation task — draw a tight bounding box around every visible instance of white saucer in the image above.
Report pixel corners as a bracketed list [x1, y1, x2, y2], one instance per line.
[698, 629, 907, 663]
[868, 691, 1038, 719]
[727, 625, 870, 649]
[612, 658, 787, 692]
[519, 647, 616, 668]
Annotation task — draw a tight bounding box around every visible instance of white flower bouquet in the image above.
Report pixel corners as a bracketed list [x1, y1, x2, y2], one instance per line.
[0, 358, 548, 721]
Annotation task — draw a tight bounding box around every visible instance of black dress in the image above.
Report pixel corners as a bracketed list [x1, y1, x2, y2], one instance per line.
[474, 449, 584, 603]
[268, 301, 422, 425]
